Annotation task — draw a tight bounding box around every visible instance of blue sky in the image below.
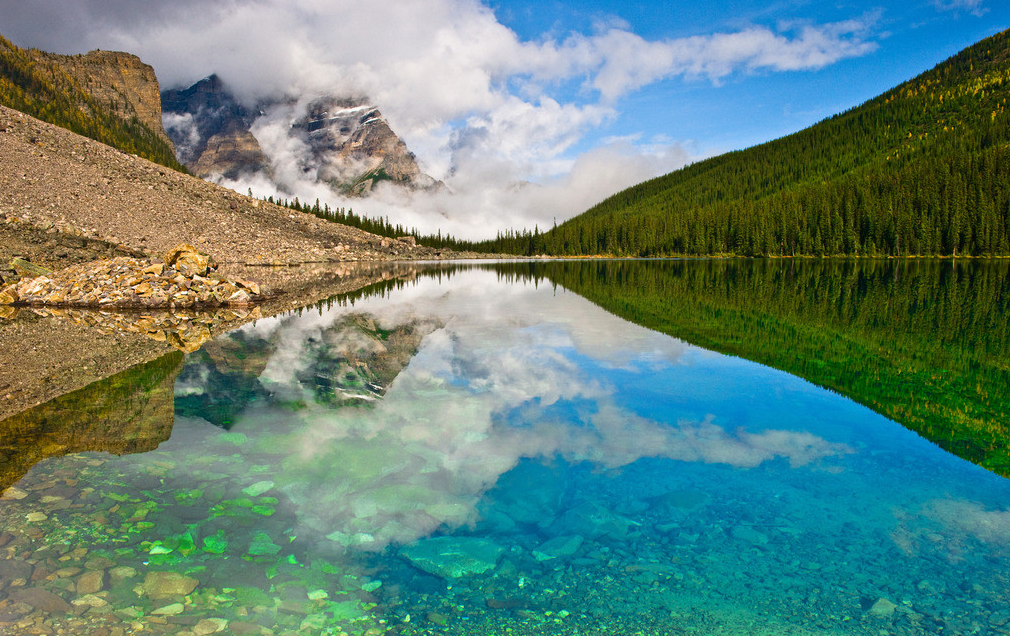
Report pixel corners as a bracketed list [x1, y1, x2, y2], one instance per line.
[490, 0, 1010, 155]
[1, 0, 1007, 237]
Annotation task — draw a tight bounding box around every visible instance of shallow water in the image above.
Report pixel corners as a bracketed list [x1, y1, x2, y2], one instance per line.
[3, 262, 1010, 635]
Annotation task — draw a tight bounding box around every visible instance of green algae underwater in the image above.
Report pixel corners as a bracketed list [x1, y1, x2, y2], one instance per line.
[2, 259, 1010, 636]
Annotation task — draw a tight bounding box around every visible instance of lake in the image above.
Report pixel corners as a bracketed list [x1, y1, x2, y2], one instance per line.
[2, 259, 1009, 636]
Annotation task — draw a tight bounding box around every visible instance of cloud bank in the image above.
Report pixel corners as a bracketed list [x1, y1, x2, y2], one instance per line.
[0, 0, 880, 238]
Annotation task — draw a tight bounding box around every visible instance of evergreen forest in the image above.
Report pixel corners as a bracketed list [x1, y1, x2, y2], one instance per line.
[0, 35, 184, 172]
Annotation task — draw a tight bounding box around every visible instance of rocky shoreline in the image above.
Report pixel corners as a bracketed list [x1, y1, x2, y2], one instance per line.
[0, 245, 262, 310]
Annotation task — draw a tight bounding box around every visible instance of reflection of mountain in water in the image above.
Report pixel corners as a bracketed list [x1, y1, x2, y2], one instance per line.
[175, 313, 439, 428]
[0, 352, 183, 492]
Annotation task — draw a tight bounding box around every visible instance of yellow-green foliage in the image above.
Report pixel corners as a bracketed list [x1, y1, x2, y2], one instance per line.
[0, 35, 185, 172]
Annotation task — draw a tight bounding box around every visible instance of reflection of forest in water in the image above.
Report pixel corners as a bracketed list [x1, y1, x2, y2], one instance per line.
[0, 352, 183, 492]
[486, 259, 1010, 476]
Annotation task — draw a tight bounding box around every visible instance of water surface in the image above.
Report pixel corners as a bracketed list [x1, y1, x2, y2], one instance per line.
[2, 260, 1010, 636]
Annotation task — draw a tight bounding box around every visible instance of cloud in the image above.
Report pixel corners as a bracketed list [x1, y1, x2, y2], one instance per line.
[0, 0, 881, 237]
[932, 0, 989, 17]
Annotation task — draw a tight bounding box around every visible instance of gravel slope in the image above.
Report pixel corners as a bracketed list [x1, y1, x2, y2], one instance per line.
[0, 105, 448, 266]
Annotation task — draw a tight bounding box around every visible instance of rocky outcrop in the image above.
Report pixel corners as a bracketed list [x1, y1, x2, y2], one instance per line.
[37, 49, 173, 145]
[161, 75, 441, 195]
[161, 74, 259, 168]
[0, 246, 264, 309]
[192, 128, 270, 180]
[293, 98, 439, 195]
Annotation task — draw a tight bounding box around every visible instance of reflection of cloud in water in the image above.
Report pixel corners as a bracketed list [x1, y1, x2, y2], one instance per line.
[928, 499, 1010, 544]
[226, 271, 852, 551]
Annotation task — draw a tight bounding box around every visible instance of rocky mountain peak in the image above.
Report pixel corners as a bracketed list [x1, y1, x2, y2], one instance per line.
[161, 77, 439, 196]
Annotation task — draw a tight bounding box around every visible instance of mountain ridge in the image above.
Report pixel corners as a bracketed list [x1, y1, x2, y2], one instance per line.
[0, 35, 183, 172]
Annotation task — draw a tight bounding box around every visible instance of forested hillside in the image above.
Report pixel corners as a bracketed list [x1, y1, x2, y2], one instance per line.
[0, 35, 184, 172]
[475, 29, 1010, 257]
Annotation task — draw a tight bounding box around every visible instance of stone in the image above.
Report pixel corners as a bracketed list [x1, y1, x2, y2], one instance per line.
[559, 501, 635, 540]
[192, 618, 228, 635]
[25, 512, 47, 522]
[397, 236, 417, 246]
[142, 571, 199, 599]
[1, 486, 28, 500]
[151, 602, 185, 616]
[109, 566, 138, 581]
[868, 598, 898, 617]
[532, 535, 584, 562]
[84, 557, 116, 570]
[10, 257, 51, 277]
[71, 593, 108, 607]
[233, 278, 261, 295]
[77, 570, 107, 594]
[401, 537, 506, 579]
[242, 481, 275, 497]
[731, 525, 769, 546]
[164, 244, 216, 276]
[0, 284, 17, 304]
[9, 587, 72, 613]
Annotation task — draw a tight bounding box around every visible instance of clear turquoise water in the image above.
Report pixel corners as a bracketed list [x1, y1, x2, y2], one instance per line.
[3, 264, 1010, 635]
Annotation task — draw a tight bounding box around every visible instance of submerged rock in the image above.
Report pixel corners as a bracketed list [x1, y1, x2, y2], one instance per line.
[868, 597, 898, 617]
[558, 501, 636, 540]
[142, 571, 199, 599]
[400, 537, 506, 579]
[532, 534, 584, 562]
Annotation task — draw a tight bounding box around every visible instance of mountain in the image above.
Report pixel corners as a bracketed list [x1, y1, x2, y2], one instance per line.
[0, 35, 184, 172]
[479, 28, 1010, 257]
[162, 75, 440, 196]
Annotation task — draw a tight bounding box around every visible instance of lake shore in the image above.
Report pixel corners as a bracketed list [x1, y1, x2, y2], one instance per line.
[0, 260, 443, 422]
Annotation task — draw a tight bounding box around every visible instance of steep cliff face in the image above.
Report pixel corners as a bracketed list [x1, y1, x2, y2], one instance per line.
[161, 74, 258, 168]
[0, 36, 182, 170]
[45, 49, 173, 145]
[161, 75, 439, 195]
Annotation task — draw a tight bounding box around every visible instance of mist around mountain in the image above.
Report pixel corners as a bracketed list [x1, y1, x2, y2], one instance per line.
[161, 75, 441, 198]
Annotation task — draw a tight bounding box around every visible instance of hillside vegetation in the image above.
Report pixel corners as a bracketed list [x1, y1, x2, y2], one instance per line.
[474, 29, 1010, 257]
[0, 35, 184, 172]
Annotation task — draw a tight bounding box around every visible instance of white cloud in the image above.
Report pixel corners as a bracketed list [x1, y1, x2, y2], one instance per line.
[0, 0, 881, 238]
[933, 0, 989, 17]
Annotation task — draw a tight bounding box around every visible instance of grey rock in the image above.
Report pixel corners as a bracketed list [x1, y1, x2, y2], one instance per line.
[532, 535, 585, 562]
[401, 537, 506, 579]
